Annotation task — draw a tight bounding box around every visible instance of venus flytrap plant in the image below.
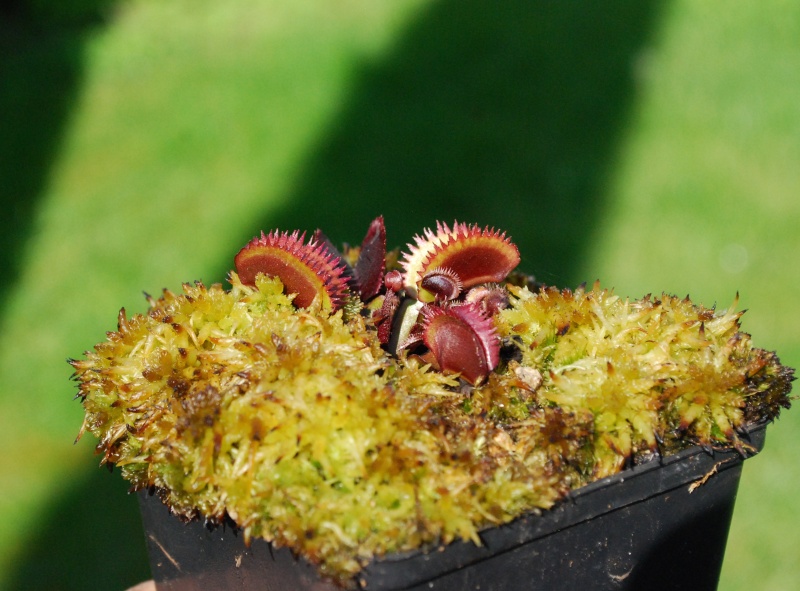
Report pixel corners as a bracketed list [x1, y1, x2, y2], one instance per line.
[376, 221, 520, 384]
[71, 217, 794, 588]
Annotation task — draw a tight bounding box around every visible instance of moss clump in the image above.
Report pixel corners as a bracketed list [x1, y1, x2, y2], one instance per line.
[497, 283, 794, 478]
[71, 235, 793, 587]
[72, 275, 589, 585]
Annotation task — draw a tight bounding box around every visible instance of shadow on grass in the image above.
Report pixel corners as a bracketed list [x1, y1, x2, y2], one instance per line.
[6, 1, 664, 589]
[241, 0, 665, 288]
[4, 461, 151, 591]
[0, 1, 116, 324]
[1, 3, 150, 591]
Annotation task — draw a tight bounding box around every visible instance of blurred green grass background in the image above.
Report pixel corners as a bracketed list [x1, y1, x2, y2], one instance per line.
[1, 1, 798, 589]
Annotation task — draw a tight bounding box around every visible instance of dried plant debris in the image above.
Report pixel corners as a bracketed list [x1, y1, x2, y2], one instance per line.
[71, 218, 793, 587]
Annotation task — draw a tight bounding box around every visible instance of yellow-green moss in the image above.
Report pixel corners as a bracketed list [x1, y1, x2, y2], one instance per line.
[73, 275, 587, 584]
[72, 275, 792, 586]
[497, 282, 794, 478]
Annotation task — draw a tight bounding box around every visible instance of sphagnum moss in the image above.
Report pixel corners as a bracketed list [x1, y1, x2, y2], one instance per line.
[71, 219, 793, 587]
[72, 274, 586, 584]
[496, 282, 794, 478]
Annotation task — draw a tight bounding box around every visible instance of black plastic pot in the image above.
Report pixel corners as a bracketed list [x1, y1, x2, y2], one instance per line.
[139, 423, 766, 591]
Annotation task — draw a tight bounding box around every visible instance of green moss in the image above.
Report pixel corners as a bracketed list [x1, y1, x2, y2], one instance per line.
[71, 274, 792, 586]
[497, 283, 794, 478]
[72, 274, 587, 585]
